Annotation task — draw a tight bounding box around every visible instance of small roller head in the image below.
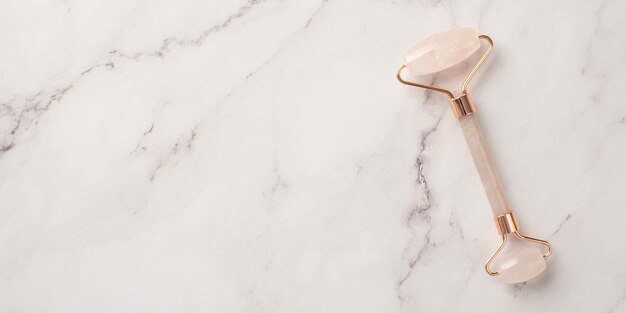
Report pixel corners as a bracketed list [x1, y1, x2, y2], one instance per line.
[497, 247, 547, 284]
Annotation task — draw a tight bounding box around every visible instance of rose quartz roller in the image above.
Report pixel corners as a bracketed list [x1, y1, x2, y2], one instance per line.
[396, 28, 552, 283]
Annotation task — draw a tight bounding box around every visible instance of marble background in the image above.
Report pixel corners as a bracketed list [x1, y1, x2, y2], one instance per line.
[1, 0, 625, 312]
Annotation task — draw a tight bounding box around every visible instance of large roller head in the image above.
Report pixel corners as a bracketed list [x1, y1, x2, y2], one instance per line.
[403, 28, 481, 76]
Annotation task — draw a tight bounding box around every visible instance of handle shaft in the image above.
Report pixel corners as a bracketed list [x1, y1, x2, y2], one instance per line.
[458, 113, 511, 216]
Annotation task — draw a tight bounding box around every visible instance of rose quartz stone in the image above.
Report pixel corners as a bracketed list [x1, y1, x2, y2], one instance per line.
[403, 28, 481, 76]
[459, 114, 511, 216]
[498, 247, 546, 284]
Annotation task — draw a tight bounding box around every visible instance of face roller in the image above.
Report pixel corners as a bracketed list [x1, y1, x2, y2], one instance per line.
[396, 28, 552, 284]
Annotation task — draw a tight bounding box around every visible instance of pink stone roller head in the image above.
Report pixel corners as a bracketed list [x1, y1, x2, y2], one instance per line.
[403, 28, 481, 76]
[396, 29, 552, 284]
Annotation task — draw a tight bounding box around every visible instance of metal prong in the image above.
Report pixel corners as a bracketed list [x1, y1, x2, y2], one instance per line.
[485, 233, 507, 276]
[513, 231, 553, 259]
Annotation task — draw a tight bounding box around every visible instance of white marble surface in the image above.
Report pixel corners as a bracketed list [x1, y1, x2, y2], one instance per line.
[1, 0, 625, 312]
